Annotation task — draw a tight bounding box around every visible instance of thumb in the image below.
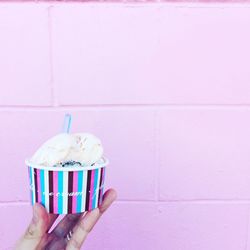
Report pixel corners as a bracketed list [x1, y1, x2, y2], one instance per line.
[15, 203, 49, 250]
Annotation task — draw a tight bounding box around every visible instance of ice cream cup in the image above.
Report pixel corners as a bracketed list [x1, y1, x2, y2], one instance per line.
[25, 158, 108, 214]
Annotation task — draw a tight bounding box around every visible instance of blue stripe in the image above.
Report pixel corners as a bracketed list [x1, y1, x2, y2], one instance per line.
[29, 167, 34, 205]
[58, 171, 63, 214]
[77, 171, 83, 213]
[40, 170, 45, 206]
[92, 169, 99, 209]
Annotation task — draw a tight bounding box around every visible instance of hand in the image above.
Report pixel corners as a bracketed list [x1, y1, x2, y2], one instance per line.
[15, 189, 117, 250]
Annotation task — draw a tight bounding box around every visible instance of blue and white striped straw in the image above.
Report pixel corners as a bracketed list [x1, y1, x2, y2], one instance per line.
[63, 114, 72, 133]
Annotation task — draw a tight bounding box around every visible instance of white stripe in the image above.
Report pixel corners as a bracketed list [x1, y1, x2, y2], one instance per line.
[95, 169, 101, 208]
[81, 171, 88, 212]
[63, 171, 68, 214]
[31, 168, 36, 205]
[44, 170, 49, 213]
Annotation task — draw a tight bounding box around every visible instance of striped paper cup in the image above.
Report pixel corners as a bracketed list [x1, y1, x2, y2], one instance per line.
[25, 158, 108, 214]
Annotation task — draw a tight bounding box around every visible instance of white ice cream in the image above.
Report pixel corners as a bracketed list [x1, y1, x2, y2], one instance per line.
[30, 133, 103, 167]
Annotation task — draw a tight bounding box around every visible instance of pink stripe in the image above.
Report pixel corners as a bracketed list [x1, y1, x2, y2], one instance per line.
[72, 171, 78, 213]
[37, 169, 41, 202]
[89, 170, 95, 210]
[53, 171, 58, 214]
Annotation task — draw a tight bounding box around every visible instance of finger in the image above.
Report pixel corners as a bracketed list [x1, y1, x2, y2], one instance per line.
[43, 237, 66, 250]
[66, 189, 117, 250]
[51, 213, 82, 238]
[38, 213, 82, 249]
[35, 214, 60, 249]
[47, 214, 59, 233]
[15, 203, 49, 250]
[99, 188, 117, 214]
[37, 214, 79, 250]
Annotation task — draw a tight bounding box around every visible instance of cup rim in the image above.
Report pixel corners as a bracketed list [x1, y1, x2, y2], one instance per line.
[25, 157, 109, 171]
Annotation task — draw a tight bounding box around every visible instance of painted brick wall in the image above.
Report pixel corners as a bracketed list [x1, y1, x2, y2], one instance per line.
[1, 3, 250, 250]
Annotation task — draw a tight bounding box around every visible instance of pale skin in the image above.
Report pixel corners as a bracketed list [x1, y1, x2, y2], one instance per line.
[15, 189, 117, 250]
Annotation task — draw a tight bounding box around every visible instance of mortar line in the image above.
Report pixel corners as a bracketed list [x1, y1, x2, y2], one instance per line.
[0, 1, 250, 5]
[116, 200, 250, 204]
[3, 199, 250, 205]
[1, 104, 250, 110]
[0, 201, 29, 206]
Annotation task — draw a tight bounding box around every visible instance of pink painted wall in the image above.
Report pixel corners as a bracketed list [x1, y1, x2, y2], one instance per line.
[1, 2, 250, 249]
